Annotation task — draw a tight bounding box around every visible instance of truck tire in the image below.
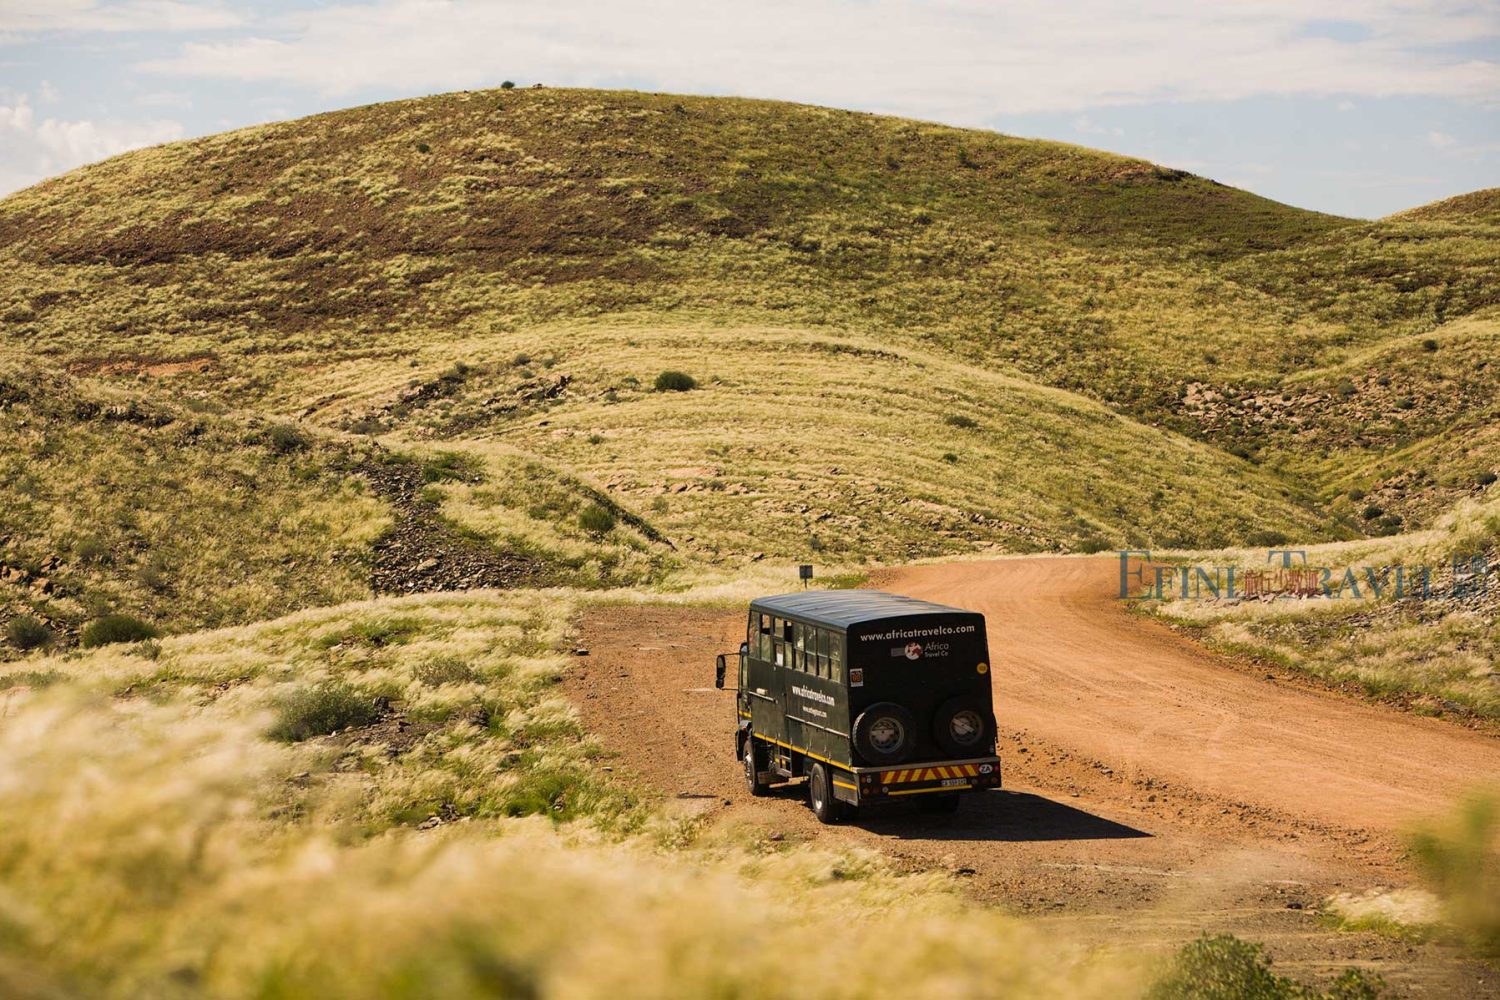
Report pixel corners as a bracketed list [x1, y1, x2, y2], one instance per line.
[932, 695, 993, 759]
[808, 762, 841, 824]
[743, 737, 770, 797]
[852, 702, 917, 765]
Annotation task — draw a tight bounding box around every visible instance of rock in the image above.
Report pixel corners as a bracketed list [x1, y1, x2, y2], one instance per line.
[30, 577, 51, 594]
[415, 557, 439, 572]
[767, 832, 785, 842]
[1286, 901, 1304, 910]
[573, 647, 589, 656]
[418, 816, 442, 830]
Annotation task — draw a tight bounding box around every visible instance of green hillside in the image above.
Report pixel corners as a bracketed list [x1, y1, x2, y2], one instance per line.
[1, 87, 1497, 637]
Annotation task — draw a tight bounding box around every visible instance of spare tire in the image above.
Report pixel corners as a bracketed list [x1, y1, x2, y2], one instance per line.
[933, 696, 993, 758]
[852, 702, 917, 765]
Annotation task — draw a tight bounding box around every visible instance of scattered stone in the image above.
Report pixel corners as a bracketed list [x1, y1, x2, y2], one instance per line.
[768, 831, 785, 842]
[573, 647, 590, 656]
[418, 816, 442, 830]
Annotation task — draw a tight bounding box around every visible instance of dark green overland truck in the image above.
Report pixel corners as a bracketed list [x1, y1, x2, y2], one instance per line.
[714, 590, 1001, 823]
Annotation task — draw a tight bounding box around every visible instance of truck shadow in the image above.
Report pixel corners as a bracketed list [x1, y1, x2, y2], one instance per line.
[859, 789, 1150, 842]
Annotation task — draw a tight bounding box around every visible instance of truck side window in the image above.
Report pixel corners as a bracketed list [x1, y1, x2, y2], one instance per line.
[772, 618, 785, 666]
[793, 622, 807, 672]
[829, 634, 842, 682]
[758, 613, 772, 661]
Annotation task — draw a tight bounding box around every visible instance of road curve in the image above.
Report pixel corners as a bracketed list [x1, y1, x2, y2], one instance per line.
[875, 557, 1500, 835]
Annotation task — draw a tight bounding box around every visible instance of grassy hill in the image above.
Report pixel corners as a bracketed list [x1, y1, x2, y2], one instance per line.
[1, 87, 1497, 639]
[1, 88, 1497, 997]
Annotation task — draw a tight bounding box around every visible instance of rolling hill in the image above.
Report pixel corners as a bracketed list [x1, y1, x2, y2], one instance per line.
[1, 87, 1497, 638]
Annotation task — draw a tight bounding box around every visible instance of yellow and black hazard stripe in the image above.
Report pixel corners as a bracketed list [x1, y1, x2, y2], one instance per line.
[881, 763, 984, 784]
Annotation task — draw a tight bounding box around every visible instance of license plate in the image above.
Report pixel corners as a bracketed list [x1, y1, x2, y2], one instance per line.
[940, 778, 967, 787]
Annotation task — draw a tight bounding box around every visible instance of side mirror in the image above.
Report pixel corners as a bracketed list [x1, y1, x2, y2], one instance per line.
[714, 654, 727, 689]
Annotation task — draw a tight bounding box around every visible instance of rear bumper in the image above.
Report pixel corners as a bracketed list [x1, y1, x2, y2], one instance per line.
[843, 755, 1001, 803]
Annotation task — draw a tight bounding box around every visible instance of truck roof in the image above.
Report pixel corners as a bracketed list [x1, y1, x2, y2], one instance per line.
[750, 590, 979, 629]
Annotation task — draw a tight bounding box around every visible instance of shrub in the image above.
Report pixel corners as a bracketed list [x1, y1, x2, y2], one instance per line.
[941, 452, 959, 464]
[501, 80, 516, 89]
[1149, 933, 1382, 999]
[943, 413, 979, 429]
[268, 682, 382, 742]
[1478, 471, 1498, 487]
[80, 614, 158, 648]
[1336, 379, 1357, 397]
[315, 618, 421, 649]
[1362, 504, 1384, 520]
[1422, 338, 1439, 352]
[73, 535, 111, 565]
[1076, 535, 1112, 554]
[1409, 795, 1499, 961]
[653, 370, 697, 392]
[266, 423, 308, 455]
[1347, 489, 1366, 501]
[415, 141, 431, 154]
[5, 615, 53, 651]
[415, 656, 476, 687]
[578, 503, 617, 535]
[1245, 530, 1289, 547]
[512, 352, 532, 367]
[135, 553, 172, 594]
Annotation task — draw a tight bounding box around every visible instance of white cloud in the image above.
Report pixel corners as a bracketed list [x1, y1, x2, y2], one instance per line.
[0, 1, 243, 38]
[1073, 115, 1123, 137]
[135, 89, 193, 109]
[133, 0, 1500, 117]
[0, 92, 182, 195]
[1426, 130, 1456, 147]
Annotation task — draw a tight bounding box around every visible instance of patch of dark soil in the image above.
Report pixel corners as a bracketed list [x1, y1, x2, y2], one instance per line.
[324, 708, 446, 756]
[358, 454, 548, 593]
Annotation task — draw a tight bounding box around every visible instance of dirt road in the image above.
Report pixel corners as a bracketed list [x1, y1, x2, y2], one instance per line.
[880, 558, 1500, 838]
[568, 557, 1500, 995]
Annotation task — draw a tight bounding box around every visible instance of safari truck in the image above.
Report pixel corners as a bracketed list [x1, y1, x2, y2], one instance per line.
[714, 590, 1000, 823]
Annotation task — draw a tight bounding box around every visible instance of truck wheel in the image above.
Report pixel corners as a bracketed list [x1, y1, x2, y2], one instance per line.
[808, 763, 840, 824]
[918, 792, 962, 814]
[852, 702, 917, 765]
[743, 739, 769, 797]
[932, 696, 993, 759]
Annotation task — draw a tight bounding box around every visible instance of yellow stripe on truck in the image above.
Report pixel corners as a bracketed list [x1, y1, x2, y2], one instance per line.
[890, 784, 970, 796]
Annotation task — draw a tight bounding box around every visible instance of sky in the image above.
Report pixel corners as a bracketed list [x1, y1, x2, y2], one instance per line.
[1, 1, 1497, 218]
